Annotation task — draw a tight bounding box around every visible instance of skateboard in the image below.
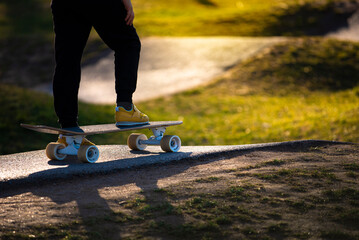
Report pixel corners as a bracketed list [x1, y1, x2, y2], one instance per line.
[20, 121, 183, 163]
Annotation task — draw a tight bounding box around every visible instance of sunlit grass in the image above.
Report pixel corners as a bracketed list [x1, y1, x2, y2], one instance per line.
[133, 0, 353, 36]
[0, 0, 353, 39]
[136, 38, 359, 145]
[138, 87, 359, 145]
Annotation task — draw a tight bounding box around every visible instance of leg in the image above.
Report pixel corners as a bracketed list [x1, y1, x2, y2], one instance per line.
[91, 0, 141, 104]
[51, 0, 92, 128]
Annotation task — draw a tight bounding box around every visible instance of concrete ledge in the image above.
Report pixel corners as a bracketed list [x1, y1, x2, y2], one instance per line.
[0, 140, 348, 190]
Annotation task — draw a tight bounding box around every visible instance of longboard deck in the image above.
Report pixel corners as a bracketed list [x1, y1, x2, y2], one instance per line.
[21, 121, 183, 136]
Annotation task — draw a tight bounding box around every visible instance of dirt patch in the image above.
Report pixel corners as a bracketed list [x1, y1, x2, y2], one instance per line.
[1, 143, 358, 239]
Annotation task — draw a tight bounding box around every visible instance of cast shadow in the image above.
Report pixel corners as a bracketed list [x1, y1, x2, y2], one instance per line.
[1, 140, 335, 237]
[0, 151, 209, 238]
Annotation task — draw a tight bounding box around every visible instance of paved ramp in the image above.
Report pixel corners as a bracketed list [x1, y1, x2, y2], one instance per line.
[0, 140, 340, 190]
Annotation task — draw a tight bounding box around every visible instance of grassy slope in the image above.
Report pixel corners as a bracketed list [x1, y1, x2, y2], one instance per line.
[1, 38, 358, 154]
[140, 38, 359, 145]
[133, 0, 357, 36]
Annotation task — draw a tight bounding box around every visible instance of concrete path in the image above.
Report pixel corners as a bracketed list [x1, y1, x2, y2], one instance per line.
[34, 37, 285, 104]
[0, 140, 339, 190]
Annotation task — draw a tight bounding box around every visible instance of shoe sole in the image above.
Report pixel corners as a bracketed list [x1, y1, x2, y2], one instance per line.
[116, 121, 149, 127]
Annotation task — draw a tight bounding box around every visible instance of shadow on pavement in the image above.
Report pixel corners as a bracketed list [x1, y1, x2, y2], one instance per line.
[0, 140, 346, 237]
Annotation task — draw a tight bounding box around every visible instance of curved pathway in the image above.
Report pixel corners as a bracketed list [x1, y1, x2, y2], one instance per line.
[35, 37, 286, 104]
[83, 37, 285, 103]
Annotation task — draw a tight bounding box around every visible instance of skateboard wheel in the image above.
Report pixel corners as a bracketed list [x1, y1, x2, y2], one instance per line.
[127, 133, 148, 151]
[160, 135, 181, 152]
[77, 145, 99, 163]
[46, 143, 67, 160]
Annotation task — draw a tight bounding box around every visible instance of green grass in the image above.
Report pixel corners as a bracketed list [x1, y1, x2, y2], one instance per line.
[2, 0, 350, 38]
[1, 38, 358, 154]
[0, 0, 52, 39]
[139, 38, 359, 145]
[133, 0, 356, 37]
[0, 84, 115, 154]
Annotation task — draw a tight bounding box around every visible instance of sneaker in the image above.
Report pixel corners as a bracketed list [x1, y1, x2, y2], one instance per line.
[59, 127, 94, 146]
[115, 104, 149, 126]
[56, 135, 95, 147]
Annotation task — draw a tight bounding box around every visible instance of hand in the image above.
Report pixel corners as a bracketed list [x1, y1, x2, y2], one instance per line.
[122, 0, 135, 26]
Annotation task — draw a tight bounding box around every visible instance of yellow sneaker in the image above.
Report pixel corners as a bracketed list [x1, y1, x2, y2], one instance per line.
[115, 105, 149, 126]
[56, 136, 95, 146]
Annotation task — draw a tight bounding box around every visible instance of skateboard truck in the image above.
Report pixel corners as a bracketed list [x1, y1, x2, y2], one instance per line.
[57, 134, 83, 155]
[127, 127, 181, 152]
[139, 127, 166, 145]
[46, 134, 100, 163]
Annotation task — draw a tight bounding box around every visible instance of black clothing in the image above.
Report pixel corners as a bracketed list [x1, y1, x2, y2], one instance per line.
[51, 0, 141, 128]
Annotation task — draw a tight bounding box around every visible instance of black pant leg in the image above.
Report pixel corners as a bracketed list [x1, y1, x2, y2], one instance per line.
[51, 0, 92, 128]
[91, 0, 141, 104]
